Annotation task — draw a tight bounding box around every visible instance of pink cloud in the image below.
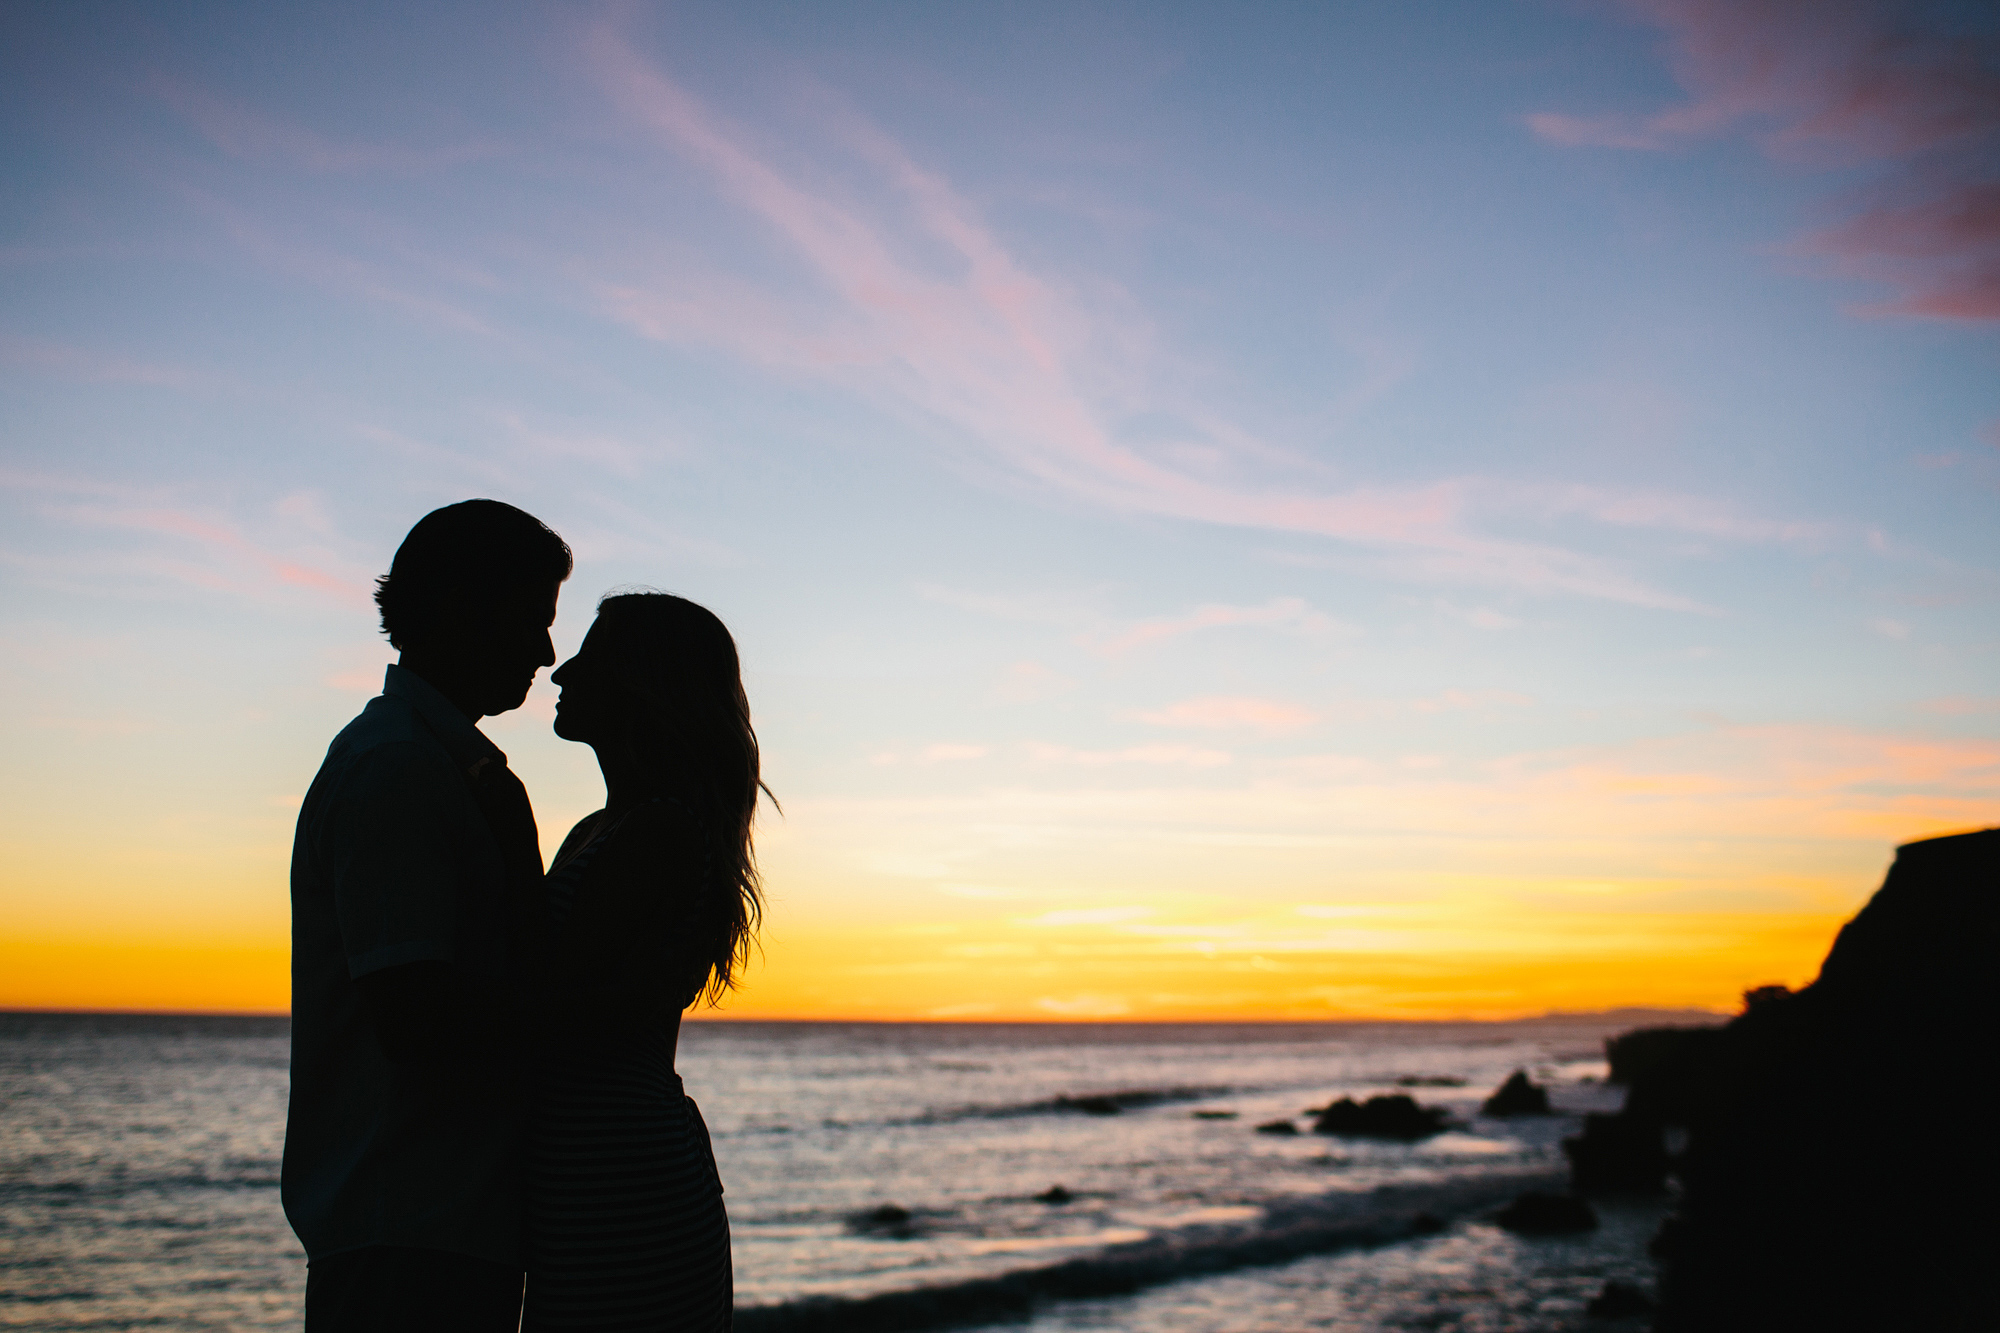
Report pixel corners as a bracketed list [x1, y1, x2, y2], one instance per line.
[1801, 180, 2000, 319]
[1531, 0, 2000, 320]
[3, 472, 364, 606]
[65, 504, 358, 600]
[1132, 696, 1322, 735]
[582, 23, 1780, 608]
[1514, 482, 1826, 543]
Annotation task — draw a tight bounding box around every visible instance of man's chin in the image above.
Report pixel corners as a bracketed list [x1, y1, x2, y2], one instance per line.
[480, 685, 536, 718]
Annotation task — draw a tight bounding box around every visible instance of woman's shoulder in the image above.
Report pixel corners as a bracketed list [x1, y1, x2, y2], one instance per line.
[551, 809, 608, 866]
[564, 809, 609, 841]
[610, 795, 703, 847]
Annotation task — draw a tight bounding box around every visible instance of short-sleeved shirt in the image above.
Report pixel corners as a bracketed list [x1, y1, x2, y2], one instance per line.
[281, 665, 530, 1266]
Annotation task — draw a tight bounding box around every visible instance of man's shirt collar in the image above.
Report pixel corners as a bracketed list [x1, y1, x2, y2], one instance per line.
[383, 664, 507, 774]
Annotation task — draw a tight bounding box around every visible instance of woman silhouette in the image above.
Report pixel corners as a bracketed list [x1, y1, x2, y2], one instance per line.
[523, 591, 768, 1331]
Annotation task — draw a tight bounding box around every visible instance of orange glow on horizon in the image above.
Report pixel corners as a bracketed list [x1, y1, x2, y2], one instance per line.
[0, 904, 1842, 1021]
[0, 938, 290, 1015]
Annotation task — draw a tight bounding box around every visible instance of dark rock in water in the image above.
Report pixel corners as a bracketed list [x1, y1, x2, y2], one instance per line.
[850, 1203, 916, 1236]
[1564, 1112, 1668, 1194]
[1409, 1211, 1445, 1234]
[1255, 1118, 1300, 1135]
[1651, 828, 1999, 1333]
[1191, 1110, 1238, 1120]
[1312, 1094, 1451, 1140]
[1061, 1095, 1123, 1116]
[1494, 1191, 1598, 1234]
[1395, 1075, 1467, 1087]
[1586, 1281, 1654, 1318]
[1481, 1069, 1552, 1116]
[1034, 1185, 1072, 1204]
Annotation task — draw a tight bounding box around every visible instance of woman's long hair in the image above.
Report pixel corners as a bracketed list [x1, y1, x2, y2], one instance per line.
[592, 591, 771, 1005]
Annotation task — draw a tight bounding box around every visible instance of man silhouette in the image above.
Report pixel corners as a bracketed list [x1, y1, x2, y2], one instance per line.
[283, 500, 571, 1332]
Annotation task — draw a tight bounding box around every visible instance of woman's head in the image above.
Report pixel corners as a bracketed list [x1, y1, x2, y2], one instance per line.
[552, 590, 768, 1003]
[553, 593, 744, 755]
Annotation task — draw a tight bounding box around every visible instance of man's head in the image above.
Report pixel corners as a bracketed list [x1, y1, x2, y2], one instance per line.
[375, 500, 572, 719]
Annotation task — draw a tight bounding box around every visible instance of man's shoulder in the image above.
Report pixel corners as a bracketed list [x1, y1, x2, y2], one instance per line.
[329, 693, 436, 757]
[314, 695, 458, 791]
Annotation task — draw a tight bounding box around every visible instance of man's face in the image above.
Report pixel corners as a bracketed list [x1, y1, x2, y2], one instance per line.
[458, 581, 560, 718]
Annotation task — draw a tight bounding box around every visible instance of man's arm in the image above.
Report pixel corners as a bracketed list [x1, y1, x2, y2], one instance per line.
[325, 742, 467, 1064]
[356, 959, 455, 1065]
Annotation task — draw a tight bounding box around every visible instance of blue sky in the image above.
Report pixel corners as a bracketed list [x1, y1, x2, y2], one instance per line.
[3, 0, 1996, 1016]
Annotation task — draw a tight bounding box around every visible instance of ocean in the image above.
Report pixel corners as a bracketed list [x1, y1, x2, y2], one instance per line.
[0, 1012, 1679, 1331]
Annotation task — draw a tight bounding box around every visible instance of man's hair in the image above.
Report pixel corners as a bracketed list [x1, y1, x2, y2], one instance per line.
[374, 500, 573, 649]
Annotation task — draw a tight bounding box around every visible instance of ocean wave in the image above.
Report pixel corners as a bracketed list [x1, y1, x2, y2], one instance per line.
[0, 1170, 280, 1200]
[887, 1085, 1233, 1126]
[734, 1168, 1564, 1332]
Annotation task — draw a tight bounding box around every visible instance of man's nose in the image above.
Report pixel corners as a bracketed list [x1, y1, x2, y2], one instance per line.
[538, 631, 556, 668]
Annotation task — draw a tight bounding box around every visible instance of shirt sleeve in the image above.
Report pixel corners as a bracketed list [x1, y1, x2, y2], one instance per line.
[324, 740, 466, 979]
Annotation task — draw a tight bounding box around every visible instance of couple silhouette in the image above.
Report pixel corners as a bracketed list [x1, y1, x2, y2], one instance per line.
[282, 500, 765, 1332]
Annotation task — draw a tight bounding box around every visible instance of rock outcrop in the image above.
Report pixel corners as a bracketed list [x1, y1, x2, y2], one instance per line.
[1311, 1094, 1451, 1140]
[1480, 1069, 1551, 1116]
[1651, 828, 1999, 1333]
[1494, 1190, 1597, 1234]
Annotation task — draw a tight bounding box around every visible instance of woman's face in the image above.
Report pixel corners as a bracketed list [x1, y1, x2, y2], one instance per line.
[550, 623, 640, 744]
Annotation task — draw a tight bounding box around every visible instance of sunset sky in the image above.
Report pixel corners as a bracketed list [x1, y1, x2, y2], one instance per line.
[3, 0, 1996, 1018]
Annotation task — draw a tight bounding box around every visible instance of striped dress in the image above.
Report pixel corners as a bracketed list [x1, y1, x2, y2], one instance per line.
[523, 801, 733, 1332]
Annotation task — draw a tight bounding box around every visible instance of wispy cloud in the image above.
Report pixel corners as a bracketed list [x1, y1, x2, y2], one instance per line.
[1020, 906, 1154, 927]
[777, 721, 2000, 882]
[0, 334, 207, 386]
[0, 335, 199, 388]
[1406, 689, 1534, 716]
[155, 76, 505, 174]
[1132, 695, 1321, 735]
[921, 744, 989, 763]
[917, 583, 1104, 625]
[177, 186, 501, 337]
[1531, 0, 2000, 320]
[1, 472, 365, 606]
[991, 660, 1076, 704]
[1027, 742, 1233, 768]
[1084, 596, 1350, 657]
[582, 21, 1792, 606]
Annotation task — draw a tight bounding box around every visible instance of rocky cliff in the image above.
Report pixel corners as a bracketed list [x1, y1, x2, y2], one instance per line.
[1650, 828, 1998, 1332]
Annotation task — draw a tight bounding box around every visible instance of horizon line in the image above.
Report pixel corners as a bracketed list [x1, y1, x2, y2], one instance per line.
[0, 1004, 1733, 1024]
